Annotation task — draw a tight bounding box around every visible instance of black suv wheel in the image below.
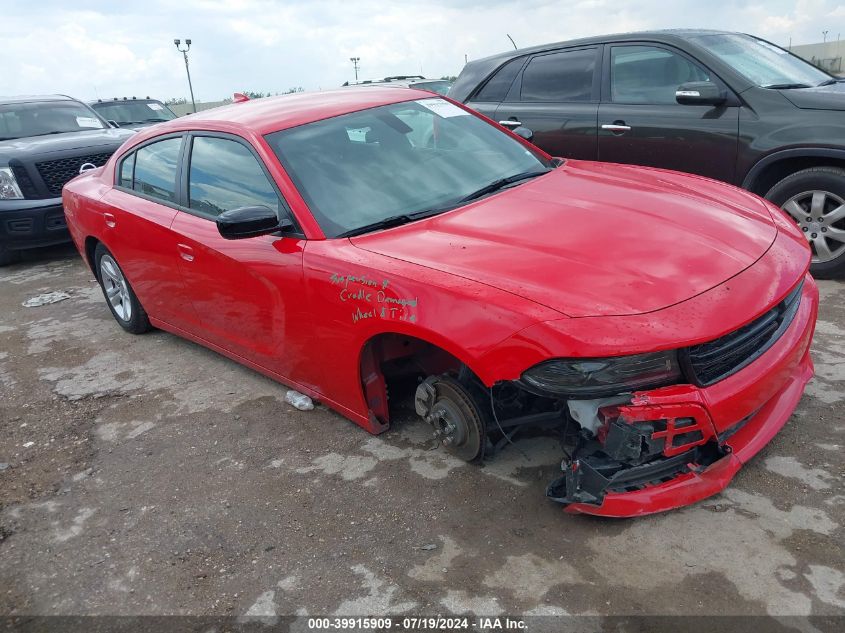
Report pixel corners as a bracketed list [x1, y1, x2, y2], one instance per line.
[766, 167, 845, 279]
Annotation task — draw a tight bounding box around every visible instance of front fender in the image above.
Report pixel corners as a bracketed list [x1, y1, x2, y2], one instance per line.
[742, 146, 845, 190]
[302, 240, 561, 425]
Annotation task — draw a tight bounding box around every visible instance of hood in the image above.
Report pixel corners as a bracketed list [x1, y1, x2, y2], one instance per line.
[0, 128, 136, 161]
[352, 161, 777, 318]
[778, 80, 845, 111]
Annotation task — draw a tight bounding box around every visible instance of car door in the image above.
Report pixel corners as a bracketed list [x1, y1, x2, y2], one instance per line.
[168, 132, 308, 371]
[99, 134, 198, 331]
[492, 46, 601, 159]
[597, 43, 739, 183]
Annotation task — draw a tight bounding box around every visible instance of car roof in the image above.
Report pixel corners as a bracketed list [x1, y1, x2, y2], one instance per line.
[0, 94, 77, 105]
[351, 80, 451, 91]
[474, 29, 735, 63]
[133, 87, 436, 138]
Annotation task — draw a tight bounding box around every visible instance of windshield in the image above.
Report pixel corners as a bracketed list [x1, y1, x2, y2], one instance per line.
[689, 33, 832, 88]
[410, 80, 453, 95]
[89, 100, 176, 125]
[0, 101, 105, 139]
[266, 98, 550, 237]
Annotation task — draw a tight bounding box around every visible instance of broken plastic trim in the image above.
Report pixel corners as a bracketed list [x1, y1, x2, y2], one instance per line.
[546, 441, 726, 506]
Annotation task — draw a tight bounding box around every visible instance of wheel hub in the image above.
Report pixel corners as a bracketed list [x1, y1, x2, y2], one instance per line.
[414, 375, 486, 462]
[430, 400, 466, 447]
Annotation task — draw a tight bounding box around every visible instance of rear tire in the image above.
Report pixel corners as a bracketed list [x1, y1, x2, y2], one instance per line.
[765, 166, 845, 279]
[0, 246, 22, 267]
[94, 243, 151, 334]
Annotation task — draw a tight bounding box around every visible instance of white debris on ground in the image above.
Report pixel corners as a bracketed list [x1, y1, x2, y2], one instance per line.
[285, 390, 314, 411]
[22, 291, 72, 307]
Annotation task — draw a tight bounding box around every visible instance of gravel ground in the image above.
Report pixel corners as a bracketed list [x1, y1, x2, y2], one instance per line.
[0, 244, 842, 628]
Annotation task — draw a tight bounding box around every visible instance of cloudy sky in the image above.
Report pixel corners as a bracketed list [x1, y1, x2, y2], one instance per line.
[4, 0, 843, 103]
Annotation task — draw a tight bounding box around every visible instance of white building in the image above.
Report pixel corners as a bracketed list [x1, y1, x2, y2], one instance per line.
[790, 40, 844, 76]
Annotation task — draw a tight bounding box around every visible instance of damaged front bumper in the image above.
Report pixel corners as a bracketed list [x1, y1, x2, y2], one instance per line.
[546, 277, 818, 518]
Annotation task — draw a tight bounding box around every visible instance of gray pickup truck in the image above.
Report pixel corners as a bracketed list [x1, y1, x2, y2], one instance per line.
[0, 94, 135, 265]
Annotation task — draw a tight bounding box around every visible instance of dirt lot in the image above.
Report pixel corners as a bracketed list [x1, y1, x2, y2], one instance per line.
[0, 245, 843, 626]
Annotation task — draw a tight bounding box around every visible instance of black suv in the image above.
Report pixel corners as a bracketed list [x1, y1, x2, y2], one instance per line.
[88, 96, 178, 131]
[0, 95, 135, 265]
[450, 30, 845, 277]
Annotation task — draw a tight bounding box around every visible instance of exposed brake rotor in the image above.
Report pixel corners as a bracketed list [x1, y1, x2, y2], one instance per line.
[415, 375, 486, 462]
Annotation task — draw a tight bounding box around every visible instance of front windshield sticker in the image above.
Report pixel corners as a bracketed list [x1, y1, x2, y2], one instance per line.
[416, 98, 469, 118]
[330, 272, 418, 324]
[76, 116, 101, 128]
[148, 103, 164, 111]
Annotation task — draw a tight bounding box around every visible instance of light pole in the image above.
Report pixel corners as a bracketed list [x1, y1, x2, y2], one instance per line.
[174, 38, 196, 113]
[350, 57, 360, 82]
[822, 30, 829, 43]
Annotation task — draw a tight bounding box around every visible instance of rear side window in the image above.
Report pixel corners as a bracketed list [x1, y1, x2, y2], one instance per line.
[610, 45, 710, 104]
[188, 136, 280, 217]
[133, 137, 182, 203]
[521, 48, 597, 102]
[471, 57, 524, 102]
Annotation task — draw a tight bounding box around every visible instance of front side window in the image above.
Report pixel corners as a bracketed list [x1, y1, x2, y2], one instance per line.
[266, 98, 550, 237]
[520, 48, 596, 102]
[132, 137, 182, 203]
[0, 101, 105, 140]
[611, 46, 710, 104]
[689, 33, 832, 88]
[188, 136, 281, 217]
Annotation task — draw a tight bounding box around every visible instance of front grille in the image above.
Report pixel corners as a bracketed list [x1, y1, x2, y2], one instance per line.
[685, 281, 803, 386]
[35, 152, 113, 196]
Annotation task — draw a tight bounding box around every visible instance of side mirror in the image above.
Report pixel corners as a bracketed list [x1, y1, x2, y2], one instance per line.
[107, 120, 120, 128]
[216, 205, 292, 240]
[513, 126, 534, 142]
[675, 81, 726, 106]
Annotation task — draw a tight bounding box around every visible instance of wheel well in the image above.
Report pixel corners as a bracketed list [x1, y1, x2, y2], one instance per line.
[747, 156, 845, 197]
[359, 333, 465, 428]
[84, 237, 100, 277]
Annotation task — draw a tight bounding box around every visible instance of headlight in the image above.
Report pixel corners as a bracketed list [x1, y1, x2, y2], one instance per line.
[0, 167, 24, 200]
[521, 351, 682, 396]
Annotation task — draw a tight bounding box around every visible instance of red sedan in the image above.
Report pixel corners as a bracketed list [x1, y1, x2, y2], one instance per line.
[62, 88, 817, 517]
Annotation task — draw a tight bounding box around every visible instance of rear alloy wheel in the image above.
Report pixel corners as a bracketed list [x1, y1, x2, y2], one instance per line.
[0, 246, 22, 267]
[766, 167, 845, 279]
[94, 243, 151, 334]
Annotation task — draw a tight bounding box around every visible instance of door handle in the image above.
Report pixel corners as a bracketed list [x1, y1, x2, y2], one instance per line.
[498, 120, 522, 127]
[103, 212, 116, 228]
[177, 243, 195, 262]
[601, 122, 632, 133]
